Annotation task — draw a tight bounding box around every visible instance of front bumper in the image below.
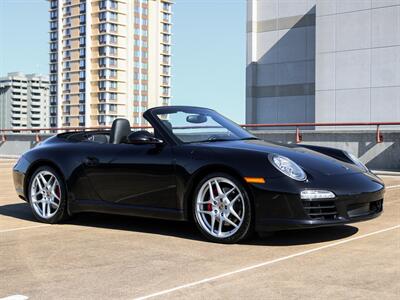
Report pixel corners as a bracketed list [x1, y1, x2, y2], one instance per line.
[252, 172, 385, 232]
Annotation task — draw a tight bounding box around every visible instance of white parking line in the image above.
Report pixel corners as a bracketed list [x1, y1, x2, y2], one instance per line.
[133, 224, 400, 300]
[0, 295, 28, 300]
[0, 224, 49, 233]
[386, 184, 400, 190]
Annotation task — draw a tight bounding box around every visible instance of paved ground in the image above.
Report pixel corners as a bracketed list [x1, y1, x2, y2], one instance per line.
[0, 159, 399, 300]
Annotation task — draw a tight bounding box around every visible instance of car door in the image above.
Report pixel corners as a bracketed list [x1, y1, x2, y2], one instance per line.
[82, 142, 177, 210]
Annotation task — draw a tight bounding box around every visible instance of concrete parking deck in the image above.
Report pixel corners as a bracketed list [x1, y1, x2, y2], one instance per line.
[0, 159, 399, 299]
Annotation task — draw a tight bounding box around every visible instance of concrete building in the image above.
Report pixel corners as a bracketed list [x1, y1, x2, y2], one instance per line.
[0, 72, 50, 129]
[246, 0, 400, 125]
[49, 0, 172, 127]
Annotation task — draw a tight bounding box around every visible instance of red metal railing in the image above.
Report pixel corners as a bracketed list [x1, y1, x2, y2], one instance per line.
[1, 122, 400, 144]
[241, 122, 400, 143]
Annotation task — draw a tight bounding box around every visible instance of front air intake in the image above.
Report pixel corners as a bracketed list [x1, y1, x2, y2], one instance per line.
[302, 200, 338, 220]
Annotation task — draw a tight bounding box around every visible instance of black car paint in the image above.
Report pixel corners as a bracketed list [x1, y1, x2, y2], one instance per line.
[13, 106, 384, 231]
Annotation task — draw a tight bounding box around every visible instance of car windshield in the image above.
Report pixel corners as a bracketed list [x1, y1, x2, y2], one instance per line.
[153, 107, 257, 143]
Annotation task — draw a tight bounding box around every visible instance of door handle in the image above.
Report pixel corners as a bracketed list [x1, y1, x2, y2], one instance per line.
[84, 157, 99, 167]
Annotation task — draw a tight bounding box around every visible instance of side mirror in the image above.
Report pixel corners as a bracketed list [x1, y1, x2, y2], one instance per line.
[127, 132, 164, 145]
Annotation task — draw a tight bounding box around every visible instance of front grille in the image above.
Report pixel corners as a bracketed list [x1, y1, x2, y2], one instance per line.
[302, 200, 338, 220]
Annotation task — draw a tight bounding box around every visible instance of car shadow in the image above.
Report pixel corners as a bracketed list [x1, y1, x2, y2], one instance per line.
[251, 225, 359, 246]
[0, 203, 358, 245]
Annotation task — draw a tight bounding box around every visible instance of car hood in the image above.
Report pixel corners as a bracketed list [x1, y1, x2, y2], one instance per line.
[200, 139, 362, 176]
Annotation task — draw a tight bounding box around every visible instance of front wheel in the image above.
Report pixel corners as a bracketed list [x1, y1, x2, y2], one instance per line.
[28, 166, 68, 224]
[193, 173, 253, 243]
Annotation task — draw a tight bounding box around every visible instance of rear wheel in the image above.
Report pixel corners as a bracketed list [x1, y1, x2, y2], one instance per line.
[193, 173, 253, 243]
[28, 166, 68, 223]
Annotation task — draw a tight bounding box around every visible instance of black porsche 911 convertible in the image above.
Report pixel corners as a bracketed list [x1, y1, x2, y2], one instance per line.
[13, 106, 384, 243]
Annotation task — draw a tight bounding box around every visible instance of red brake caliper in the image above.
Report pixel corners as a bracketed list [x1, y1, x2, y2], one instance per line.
[207, 202, 212, 211]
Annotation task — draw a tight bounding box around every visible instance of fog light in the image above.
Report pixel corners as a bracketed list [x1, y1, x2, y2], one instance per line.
[301, 190, 335, 200]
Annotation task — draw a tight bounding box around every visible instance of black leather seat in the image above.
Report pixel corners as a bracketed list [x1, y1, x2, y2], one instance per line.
[109, 118, 131, 144]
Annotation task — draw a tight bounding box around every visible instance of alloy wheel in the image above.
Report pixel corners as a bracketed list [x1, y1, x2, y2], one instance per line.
[195, 177, 245, 238]
[30, 170, 62, 219]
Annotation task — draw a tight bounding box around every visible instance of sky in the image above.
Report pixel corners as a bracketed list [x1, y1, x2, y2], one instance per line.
[0, 0, 246, 123]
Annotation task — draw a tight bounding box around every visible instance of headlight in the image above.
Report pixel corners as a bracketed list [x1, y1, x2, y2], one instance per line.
[346, 152, 369, 172]
[269, 154, 307, 181]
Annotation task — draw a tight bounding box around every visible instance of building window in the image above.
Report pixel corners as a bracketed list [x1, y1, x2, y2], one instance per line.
[80, 26, 85, 35]
[50, 64, 57, 73]
[110, 23, 117, 32]
[99, 69, 106, 78]
[50, 42, 57, 51]
[162, 2, 171, 12]
[80, 14, 86, 24]
[50, 21, 57, 30]
[50, 32, 57, 40]
[64, 39, 71, 48]
[79, 93, 85, 102]
[110, 12, 117, 20]
[79, 48, 85, 57]
[50, 10, 57, 19]
[50, 117, 57, 126]
[99, 23, 106, 32]
[50, 53, 57, 62]
[99, 11, 117, 21]
[110, 35, 117, 44]
[99, 46, 106, 56]
[99, 81, 106, 90]
[99, 57, 106, 67]
[79, 82, 85, 91]
[79, 59, 85, 69]
[99, 34, 106, 44]
[64, 17, 71, 26]
[64, 83, 70, 92]
[64, 6, 71, 16]
[79, 3, 85, 13]
[79, 71, 85, 80]
[50, 74, 57, 83]
[79, 116, 85, 126]
[79, 37, 85, 46]
[110, 0, 117, 9]
[109, 46, 117, 55]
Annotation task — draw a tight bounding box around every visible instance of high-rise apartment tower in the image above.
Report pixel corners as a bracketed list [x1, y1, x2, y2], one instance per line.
[0, 72, 49, 129]
[49, 0, 172, 127]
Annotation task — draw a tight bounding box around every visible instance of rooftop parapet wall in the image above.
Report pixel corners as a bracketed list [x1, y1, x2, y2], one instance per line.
[0, 131, 399, 171]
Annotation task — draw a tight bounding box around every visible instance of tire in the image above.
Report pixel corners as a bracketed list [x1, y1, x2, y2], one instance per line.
[192, 172, 253, 244]
[28, 166, 68, 224]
